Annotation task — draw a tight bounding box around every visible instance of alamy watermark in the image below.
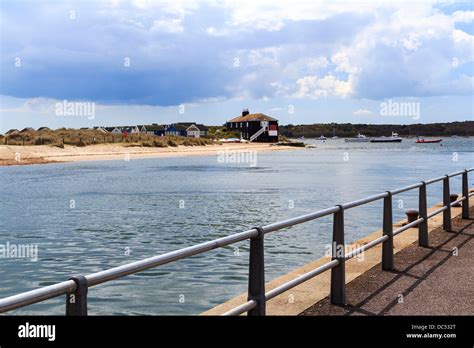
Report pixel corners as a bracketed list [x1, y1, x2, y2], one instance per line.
[55, 99, 95, 120]
[0, 242, 38, 261]
[217, 148, 257, 167]
[324, 242, 364, 261]
[380, 99, 420, 120]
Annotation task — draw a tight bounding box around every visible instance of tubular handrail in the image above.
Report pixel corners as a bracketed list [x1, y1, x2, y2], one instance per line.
[341, 192, 389, 210]
[427, 206, 448, 219]
[393, 217, 425, 236]
[261, 206, 340, 234]
[345, 235, 389, 260]
[389, 182, 423, 195]
[424, 175, 447, 185]
[222, 300, 256, 316]
[86, 228, 259, 287]
[0, 168, 472, 315]
[264, 259, 340, 301]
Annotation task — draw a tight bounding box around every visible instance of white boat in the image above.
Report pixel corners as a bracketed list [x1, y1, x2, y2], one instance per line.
[315, 135, 327, 141]
[370, 132, 402, 143]
[344, 133, 369, 142]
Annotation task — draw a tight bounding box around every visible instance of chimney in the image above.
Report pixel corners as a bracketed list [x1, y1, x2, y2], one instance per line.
[242, 109, 249, 116]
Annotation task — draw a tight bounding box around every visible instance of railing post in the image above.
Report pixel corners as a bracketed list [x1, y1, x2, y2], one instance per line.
[462, 170, 470, 219]
[330, 206, 346, 305]
[418, 182, 429, 247]
[382, 192, 394, 270]
[443, 175, 452, 231]
[66, 275, 88, 316]
[247, 227, 265, 315]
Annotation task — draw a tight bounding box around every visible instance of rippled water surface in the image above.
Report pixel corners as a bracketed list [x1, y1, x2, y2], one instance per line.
[0, 138, 472, 314]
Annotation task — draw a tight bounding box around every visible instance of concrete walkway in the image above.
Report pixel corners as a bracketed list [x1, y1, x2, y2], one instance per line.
[300, 210, 474, 316]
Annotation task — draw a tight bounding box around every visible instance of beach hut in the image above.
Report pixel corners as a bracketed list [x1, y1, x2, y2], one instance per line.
[165, 124, 188, 137]
[5, 129, 19, 135]
[105, 127, 122, 134]
[186, 124, 201, 138]
[196, 124, 209, 137]
[141, 124, 165, 136]
[93, 127, 108, 133]
[165, 123, 210, 138]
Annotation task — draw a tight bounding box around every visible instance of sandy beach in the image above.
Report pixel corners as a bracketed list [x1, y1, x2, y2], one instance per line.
[0, 142, 302, 166]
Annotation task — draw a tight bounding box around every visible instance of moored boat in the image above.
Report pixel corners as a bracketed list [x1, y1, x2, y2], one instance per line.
[416, 138, 442, 143]
[315, 134, 327, 141]
[344, 133, 369, 142]
[370, 132, 402, 143]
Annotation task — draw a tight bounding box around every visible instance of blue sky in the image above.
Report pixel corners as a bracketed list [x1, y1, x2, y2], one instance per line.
[0, 0, 473, 132]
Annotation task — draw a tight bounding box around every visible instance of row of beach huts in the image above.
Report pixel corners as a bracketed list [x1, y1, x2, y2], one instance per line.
[3, 109, 281, 142]
[4, 122, 210, 138]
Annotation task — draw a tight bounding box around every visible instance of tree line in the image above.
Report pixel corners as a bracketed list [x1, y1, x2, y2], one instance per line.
[279, 121, 474, 138]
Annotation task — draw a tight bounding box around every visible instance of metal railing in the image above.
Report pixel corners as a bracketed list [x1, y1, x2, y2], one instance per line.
[0, 168, 472, 316]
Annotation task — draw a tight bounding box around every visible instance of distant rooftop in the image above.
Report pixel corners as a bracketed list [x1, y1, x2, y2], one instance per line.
[228, 113, 278, 123]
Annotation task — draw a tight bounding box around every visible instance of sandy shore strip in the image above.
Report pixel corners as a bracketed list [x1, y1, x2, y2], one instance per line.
[0, 142, 303, 166]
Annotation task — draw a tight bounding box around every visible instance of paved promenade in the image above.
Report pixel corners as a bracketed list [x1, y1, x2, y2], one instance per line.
[300, 209, 474, 316]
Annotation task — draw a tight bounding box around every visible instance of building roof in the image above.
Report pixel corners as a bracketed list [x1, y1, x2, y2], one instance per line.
[175, 122, 209, 132]
[167, 124, 188, 131]
[176, 122, 196, 128]
[186, 124, 200, 131]
[121, 127, 136, 133]
[143, 124, 165, 131]
[20, 127, 36, 133]
[5, 129, 19, 134]
[228, 113, 277, 123]
[196, 124, 209, 131]
[93, 127, 108, 133]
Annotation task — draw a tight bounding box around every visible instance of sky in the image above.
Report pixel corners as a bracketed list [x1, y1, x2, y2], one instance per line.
[0, 0, 473, 132]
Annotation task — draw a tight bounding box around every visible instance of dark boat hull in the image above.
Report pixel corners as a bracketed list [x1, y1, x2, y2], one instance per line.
[416, 139, 442, 143]
[370, 138, 402, 143]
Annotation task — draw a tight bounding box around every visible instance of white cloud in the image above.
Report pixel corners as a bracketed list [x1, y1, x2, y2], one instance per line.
[331, 52, 359, 74]
[3, 98, 58, 114]
[220, 0, 391, 31]
[452, 10, 474, 23]
[295, 75, 353, 99]
[151, 18, 184, 33]
[206, 26, 229, 36]
[353, 108, 373, 116]
[2, 0, 473, 107]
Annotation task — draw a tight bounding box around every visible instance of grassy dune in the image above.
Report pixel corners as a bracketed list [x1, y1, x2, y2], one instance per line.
[0, 129, 215, 148]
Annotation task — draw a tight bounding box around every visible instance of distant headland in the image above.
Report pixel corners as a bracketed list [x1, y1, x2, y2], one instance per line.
[280, 121, 474, 138]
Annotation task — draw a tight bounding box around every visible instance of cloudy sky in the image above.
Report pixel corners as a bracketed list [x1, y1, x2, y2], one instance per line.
[0, 0, 473, 131]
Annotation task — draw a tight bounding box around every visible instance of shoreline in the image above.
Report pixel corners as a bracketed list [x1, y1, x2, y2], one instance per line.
[0, 142, 303, 167]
